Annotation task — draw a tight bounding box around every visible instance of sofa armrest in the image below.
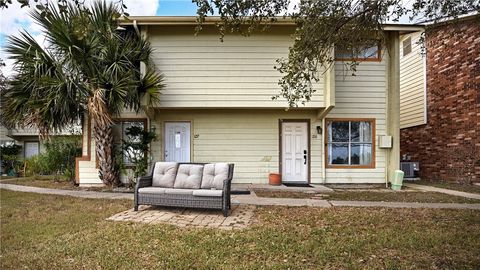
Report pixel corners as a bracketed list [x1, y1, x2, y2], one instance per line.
[222, 164, 235, 208]
[136, 176, 153, 190]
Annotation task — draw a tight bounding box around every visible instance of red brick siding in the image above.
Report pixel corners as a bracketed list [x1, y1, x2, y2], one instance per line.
[400, 18, 480, 182]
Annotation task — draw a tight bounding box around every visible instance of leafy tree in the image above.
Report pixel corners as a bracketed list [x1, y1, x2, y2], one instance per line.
[193, 0, 480, 106]
[1, 1, 165, 186]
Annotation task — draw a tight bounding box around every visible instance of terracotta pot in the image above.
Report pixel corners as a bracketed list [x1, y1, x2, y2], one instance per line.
[268, 173, 282, 186]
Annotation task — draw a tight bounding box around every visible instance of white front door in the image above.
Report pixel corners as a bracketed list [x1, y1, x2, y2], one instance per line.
[164, 122, 191, 162]
[281, 122, 308, 183]
[24, 142, 39, 158]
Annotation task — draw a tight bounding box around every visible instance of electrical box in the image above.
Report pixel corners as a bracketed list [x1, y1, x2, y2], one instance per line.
[378, 135, 393, 148]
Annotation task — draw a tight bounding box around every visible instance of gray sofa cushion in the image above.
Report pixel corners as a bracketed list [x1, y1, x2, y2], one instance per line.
[192, 190, 223, 197]
[173, 164, 204, 189]
[138, 187, 168, 194]
[152, 162, 178, 187]
[201, 163, 229, 190]
[165, 189, 196, 195]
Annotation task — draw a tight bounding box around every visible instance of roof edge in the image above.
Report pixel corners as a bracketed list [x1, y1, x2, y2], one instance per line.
[119, 16, 425, 32]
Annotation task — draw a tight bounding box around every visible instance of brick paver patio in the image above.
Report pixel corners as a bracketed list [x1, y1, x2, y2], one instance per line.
[107, 204, 256, 230]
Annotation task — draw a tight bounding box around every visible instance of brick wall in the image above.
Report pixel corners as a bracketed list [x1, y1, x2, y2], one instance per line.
[400, 18, 480, 182]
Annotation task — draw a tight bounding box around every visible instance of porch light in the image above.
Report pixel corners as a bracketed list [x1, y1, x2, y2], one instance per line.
[316, 126, 322, 135]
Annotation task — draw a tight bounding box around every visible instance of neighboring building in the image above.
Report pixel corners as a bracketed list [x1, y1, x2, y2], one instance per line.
[76, 16, 422, 186]
[0, 124, 42, 159]
[0, 124, 81, 159]
[400, 15, 479, 182]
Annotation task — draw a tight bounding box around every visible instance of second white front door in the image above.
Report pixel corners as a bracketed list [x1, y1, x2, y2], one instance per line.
[165, 122, 191, 162]
[281, 122, 308, 183]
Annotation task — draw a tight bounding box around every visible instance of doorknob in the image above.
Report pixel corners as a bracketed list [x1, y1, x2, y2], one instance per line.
[303, 154, 307, 165]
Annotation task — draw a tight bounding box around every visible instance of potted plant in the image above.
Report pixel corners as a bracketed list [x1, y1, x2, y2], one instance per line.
[269, 173, 281, 185]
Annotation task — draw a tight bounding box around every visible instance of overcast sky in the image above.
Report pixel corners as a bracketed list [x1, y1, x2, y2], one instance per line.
[0, 0, 415, 77]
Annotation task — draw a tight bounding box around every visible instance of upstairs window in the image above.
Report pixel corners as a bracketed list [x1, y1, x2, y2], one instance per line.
[335, 44, 381, 61]
[402, 36, 412, 56]
[326, 119, 375, 168]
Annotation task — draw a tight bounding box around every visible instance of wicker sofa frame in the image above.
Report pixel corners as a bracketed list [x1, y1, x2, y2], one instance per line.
[134, 163, 234, 217]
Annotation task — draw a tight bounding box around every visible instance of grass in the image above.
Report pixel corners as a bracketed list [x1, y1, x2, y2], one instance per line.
[254, 190, 480, 203]
[410, 180, 480, 194]
[1, 190, 480, 269]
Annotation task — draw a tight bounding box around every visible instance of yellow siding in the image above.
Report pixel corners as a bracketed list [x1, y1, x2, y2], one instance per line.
[324, 57, 389, 183]
[400, 31, 426, 128]
[150, 110, 324, 184]
[149, 26, 324, 108]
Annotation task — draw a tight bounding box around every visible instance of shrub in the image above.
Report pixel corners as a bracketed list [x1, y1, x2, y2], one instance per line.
[43, 136, 82, 181]
[24, 136, 82, 181]
[0, 143, 22, 176]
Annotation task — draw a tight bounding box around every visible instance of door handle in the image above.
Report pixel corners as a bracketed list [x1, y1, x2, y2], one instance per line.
[303, 155, 307, 165]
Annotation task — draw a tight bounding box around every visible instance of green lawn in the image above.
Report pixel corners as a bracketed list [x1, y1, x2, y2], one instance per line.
[1, 189, 480, 269]
[254, 190, 480, 203]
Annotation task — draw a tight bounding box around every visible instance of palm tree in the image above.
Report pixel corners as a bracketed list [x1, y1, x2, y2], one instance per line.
[0, 1, 164, 186]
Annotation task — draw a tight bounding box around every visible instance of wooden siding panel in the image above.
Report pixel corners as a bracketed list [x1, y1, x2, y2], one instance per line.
[149, 26, 324, 108]
[400, 31, 427, 128]
[151, 110, 324, 184]
[324, 57, 389, 183]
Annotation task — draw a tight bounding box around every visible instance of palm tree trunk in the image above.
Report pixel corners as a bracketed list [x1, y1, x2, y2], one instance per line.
[93, 123, 118, 186]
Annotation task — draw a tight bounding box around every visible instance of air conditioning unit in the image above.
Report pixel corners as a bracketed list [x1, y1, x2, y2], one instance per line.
[400, 162, 419, 178]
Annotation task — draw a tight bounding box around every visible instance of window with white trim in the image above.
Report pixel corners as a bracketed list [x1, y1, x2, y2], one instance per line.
[326, 119, 374, 167]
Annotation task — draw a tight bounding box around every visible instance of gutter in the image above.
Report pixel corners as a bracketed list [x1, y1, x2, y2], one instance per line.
[119, 16, 426, 33]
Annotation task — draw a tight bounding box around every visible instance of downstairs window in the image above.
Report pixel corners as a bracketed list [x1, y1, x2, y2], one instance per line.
[326, 119, 375, 168]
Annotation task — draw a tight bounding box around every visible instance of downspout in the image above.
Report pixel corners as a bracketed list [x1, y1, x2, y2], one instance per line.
[319, 106, 333, 184]
[319, 49, 336, 184]
[133, 19, 140, 36]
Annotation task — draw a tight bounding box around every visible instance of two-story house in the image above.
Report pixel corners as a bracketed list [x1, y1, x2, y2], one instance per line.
[76, 17, 423, 186]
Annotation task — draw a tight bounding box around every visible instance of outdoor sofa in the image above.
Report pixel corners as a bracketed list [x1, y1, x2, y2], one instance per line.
[134, 162, 234, 216]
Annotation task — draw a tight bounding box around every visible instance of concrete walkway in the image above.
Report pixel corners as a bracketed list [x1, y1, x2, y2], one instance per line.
[0, 183, 132, 200]
[405, 183, 480, 200]
[2, 183, 480, 210]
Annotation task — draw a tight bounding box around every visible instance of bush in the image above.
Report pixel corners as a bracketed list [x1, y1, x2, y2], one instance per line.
[0, 143, 23, 176]
[24, 155, 52, 177]
[24, 136, 82, 181]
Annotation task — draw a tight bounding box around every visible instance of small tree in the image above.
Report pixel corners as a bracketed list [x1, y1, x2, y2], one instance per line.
[0, 143, 22, 176]
[121, 126, 157, 187]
